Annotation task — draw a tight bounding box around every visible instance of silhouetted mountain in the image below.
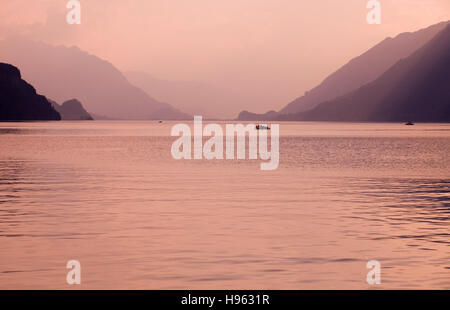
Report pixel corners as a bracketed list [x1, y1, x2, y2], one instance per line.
[289, 24, 450, 122]
[51, 99, 93, 120]
[0, 63, 61, 121]
[0, 38, 190, 120]
[237, 21, 449, 120]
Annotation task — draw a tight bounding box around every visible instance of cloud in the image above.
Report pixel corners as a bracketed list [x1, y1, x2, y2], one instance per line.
[0, 0, 79, 43]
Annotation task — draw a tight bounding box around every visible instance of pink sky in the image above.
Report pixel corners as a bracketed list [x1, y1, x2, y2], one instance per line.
[1, 0, 449, 115]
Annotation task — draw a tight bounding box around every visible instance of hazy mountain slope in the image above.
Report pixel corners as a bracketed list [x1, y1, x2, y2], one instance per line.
[280, 21, 449, 115]
[290, 24, 450, 122]
[0, 38, 190, 120]
[125, 71, 242, 119]
[0, 63, 60, 121]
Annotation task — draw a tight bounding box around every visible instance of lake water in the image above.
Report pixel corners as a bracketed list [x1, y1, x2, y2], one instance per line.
[0, 121, 449, 289]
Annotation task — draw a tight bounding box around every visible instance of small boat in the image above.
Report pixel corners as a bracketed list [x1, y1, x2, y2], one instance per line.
[256, 125, 270, 130]
[405, 121, 414, 126]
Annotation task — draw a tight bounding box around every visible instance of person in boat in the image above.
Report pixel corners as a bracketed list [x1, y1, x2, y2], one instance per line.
[256, 125, 270, 130]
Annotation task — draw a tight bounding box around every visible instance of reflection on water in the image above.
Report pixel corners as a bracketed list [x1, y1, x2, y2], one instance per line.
[0, 121, 449, 289]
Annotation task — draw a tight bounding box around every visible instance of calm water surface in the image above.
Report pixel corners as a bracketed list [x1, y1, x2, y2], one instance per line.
[0, 121, 449, 289]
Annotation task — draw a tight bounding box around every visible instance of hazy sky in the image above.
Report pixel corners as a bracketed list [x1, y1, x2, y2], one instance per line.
[1, 0, 449, 114]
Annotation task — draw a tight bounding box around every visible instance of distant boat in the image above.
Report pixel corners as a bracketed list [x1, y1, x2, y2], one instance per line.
[256, 125, 270, 130]
[405, 121, 415, 126]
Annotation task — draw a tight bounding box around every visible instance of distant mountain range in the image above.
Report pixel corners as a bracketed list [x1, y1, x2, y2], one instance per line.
[0, 63, 60, 121]
[0, 38, 190, 120]
[2, 21, 449, 123]
[238, 21, 450, 122]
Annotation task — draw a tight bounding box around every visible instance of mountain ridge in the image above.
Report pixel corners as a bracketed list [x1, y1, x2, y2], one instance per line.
[0, 38, 190, 120]
[237, 20, 450, 121]
[284, 24, 450, 122]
